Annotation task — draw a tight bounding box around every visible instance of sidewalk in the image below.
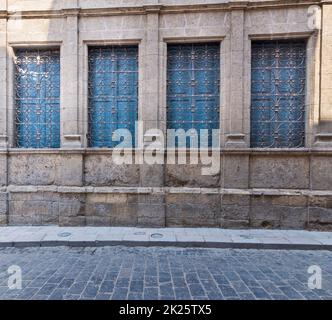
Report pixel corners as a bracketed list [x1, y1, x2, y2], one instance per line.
[1, 226, 332, 250]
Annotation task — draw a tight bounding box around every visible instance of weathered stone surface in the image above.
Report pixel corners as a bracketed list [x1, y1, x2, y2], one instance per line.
[309, 195, 332, 208]
[9, 155, 58, 186]
[311, 157, 332, 190]
[250, 195, 309, 229]
[223, 155, 249, 189]
[221, 219, 249, 229]
[9, 214, 43, 226]
[109, 203, 138, 226]
[279, 208, 308, 229]
[59, 216, 86, 227]
[251, 195, 308, 207]
[221, 205, 250, 221]
[9, 199, 58, 217]
[250, 205, 282, 226]
[166, 194, 220, 227]
[56, 155, 83, 186]
[0, 214, 7, 225]
[84, 155, 140, 187]
[166, 164, 220, 188]
[59, 196, 85, 217]
[137, 203, 165, 227]
[0, 154, 7, 186]
[222, 194, 250, 206]
[84, 193, 139, 226]
[308, 207, 332, 231]
[0, 192, 7, 215]
[86, 216, 111, 227]
[250, 156, 310, 189]
[137, 194, 165, 227]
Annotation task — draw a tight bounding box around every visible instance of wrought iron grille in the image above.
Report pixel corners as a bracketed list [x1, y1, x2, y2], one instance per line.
[167, 43, 220, 147]
[88, 46, 138, 148]
[14, 49, 61, 148]
[251, 40, 306, 148]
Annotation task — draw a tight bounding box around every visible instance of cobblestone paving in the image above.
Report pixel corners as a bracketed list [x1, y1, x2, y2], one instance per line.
[0, 247, 332, 300]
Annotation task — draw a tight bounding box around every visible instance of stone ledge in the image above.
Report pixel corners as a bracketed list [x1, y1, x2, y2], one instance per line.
[2, 148, 332, 156]
[2, 0, 325, 19]
[3, 186, 332, 196]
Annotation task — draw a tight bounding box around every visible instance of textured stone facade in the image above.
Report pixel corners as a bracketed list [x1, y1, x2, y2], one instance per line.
[0, 0, 331, 230]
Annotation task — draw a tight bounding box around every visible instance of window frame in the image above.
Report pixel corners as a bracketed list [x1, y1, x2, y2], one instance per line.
[8, 42, 62, 150]
[246, 32, 318, 150]
[82, 40, 143, 150]
[163, 37, 225, 152]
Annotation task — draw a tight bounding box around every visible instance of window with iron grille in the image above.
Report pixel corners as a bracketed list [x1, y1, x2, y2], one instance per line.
[88, 46, 139, 148]
[14, 49, 61, 148]
[251, 40, 306, 148]
[167, 43, 220, 148]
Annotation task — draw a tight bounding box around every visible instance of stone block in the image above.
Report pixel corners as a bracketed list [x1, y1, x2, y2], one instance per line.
[221, 194, 250, 206]
[85, 203, 112, 217]
[137, 203, 165, 227]
[308, 195, 332, 208]
[166, 194, 220, 227]
[279, 208, 308, 229]
[59, 199, 85, 217]
[250, 205, 282, 222]
[0, 154, 7, 186]
[140, 164, 164, 188]
[251, 195, 308, 208]
[59, 216, 86, 227]
[0, 214, 7, 225]
[221, 205, 250, 221]
[86, 216, 111, 227]
[221, 219, 250, 229]
[9, 214, 42, 226]
[9, 154, 57, 186]
[56, 154, 83, 186]
[84, 155, 140, 187]
[311, 157, 332, 190]
[109, 203, 138, 226]
[9, 200, 58, 217]
[223, 155, 249, 189]
[40, 212, 59, 225]
[0, 192, 7, 215]
[308, 207, 332, 230]
[250, 156, 310, 189]
[166, 164, 220, 188]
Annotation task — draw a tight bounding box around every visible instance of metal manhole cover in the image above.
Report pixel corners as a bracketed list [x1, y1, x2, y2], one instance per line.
[57, 232, 72, 238]
[150, 233, 164, 239]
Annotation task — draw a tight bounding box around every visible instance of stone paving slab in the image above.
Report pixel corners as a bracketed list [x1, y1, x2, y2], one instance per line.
[0, 246, 332, 300]
[1, 227, 332, 250]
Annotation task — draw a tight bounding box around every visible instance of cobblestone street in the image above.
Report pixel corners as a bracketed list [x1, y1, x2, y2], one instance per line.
[0, 246, 332, 300]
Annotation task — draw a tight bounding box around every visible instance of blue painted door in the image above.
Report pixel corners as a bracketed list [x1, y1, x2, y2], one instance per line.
[167, 43, 220, 147]
[88, 46, 138, 148]
[251, 40, 306, 148]
[15, 49, 60, 148]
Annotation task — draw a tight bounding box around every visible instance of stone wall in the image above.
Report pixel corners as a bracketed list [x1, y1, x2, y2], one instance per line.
[0, 0, 331, 230]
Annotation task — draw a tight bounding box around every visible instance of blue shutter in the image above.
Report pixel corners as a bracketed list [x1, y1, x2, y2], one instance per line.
[167, 43, 220, 147]
[15, 49, 60, 148]
[88, 46, 138, 148]
[251, 40, 306, 148]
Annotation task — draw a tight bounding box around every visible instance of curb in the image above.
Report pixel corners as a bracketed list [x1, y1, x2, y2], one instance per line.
[0, 240, 332, 251]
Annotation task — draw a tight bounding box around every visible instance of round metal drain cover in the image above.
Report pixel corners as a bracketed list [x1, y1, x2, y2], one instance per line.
[150, 233, 164, 239]
[57, 232, 72, 238]
[134, 232, 146, 236]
